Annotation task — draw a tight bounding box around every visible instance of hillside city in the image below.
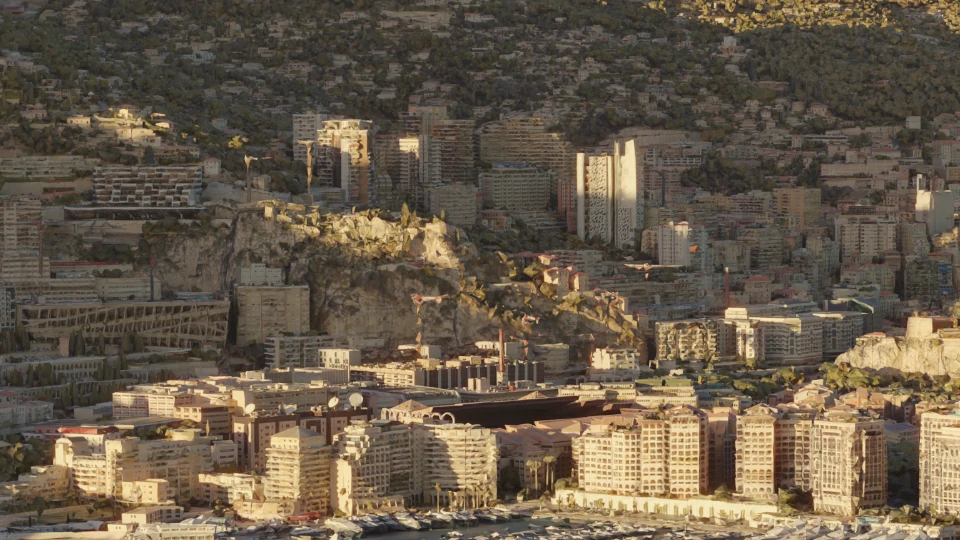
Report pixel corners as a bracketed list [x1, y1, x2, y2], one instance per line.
[6, 0, 960, 540]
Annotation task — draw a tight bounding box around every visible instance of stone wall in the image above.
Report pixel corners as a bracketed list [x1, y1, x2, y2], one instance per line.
[552, 488, 777, 522]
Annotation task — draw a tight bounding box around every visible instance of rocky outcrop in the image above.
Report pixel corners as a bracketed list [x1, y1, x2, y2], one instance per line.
[836, 333, 960, 376]
[144, 201, 643, 355]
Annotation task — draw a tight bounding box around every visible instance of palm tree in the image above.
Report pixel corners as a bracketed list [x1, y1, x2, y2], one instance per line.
[542, 456, 556, 495]
[434, 483, 442, 512]
[526, 460, 543, 498]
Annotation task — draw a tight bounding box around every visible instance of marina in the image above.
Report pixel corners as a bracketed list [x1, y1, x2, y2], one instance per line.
[216, 508, 746, 540]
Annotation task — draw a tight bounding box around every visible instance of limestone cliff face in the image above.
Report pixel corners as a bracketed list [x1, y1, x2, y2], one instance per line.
[835, 333, 960, 376]
[147, 202, 643, 356]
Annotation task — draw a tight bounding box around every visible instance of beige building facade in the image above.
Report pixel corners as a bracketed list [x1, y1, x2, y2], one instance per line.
[810, 412, 886, 516]
[262, 426, 331, 515]
[236, 286, 310, 345]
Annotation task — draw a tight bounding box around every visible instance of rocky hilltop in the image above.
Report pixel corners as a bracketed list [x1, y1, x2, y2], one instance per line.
[144, 201, 643, 357]
[835, 324, 960, 377]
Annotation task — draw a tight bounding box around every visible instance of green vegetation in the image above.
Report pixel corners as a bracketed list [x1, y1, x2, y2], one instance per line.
[0, 438, 55, 483]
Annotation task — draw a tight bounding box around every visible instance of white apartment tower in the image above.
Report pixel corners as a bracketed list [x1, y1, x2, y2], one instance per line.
[658, 221, 709, 270]
[576, 140, 642, 249]
[420, 423, 498, 509]
[331, 421, 417, 515]
[915, 174, 956, 237]
[316, 120, 375, 204]
[262, 427, 331, 515]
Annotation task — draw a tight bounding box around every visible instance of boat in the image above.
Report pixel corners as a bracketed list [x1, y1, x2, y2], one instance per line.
[475, 511, 500, 524]
[350, 517, 384, 535]
[453, 512, 478, 527]
[324, 518, 364, 536]
[395, 513, 422, 531]
[290, 527, 327, 537]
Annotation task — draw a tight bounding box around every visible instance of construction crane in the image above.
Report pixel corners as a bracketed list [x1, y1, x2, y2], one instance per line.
[297, 140, 315, 208]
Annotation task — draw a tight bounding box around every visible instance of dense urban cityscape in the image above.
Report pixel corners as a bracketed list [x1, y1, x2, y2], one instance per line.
[4, 0, 960, 540]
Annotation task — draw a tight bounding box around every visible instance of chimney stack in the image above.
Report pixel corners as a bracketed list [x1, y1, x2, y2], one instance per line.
[498, 328, 506, 374]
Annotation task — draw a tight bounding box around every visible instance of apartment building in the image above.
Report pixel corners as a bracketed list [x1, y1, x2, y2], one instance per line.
[919, 410, 960, 514]
[735, 405, 777, 499]
[21, 300, 230, 350]
[773, 405, 815, 492]
[54, 429, 218, 500]
[0, 400, 53, 433]
[810, 312, 866, 359]
[231, 408, 370, 473]
[432, 119, 477, 185]
[331, 420, 417, 515]
[655, 319, 722, 363]
[903, 258, 946, 308]
[173, 404, 232, 437]
[840, 264, 896, 292]
[265, 335, 348, 369]
[743, 276, 773, 305]
[666, 406, 709, 497]
[319, 348, 361, 369]
[0, 285, 14, 331]
[576, 141, 641, 249]
[93, 166, 202, 207]
[479, 162, 556, 212]
[428, 183, 477, 228]
[479, 118, 573, 185]
[706, 408, 737, 492]
[834, 216, 897, 263]
[591, 348, 644, 372]
[915, 185, 955, 236]
[0, 196, 41, 251]
[810, 411, 886, 516]
[658, 221, 709, 271]
[0, 465, 69, 503]
[121, 505, 184, 525]
[573, 406, 708, 497]
[235, 286, 310, 345]
[727, 190, 772, 215]
[713, 241, 751, 274]
[420, 422, 498, 508]
[263, 427, 331, 515]
[749, 315, 824, 366]
[316, 119, 375, 203]
[0, 155, 98, 178]
[773, 187, 820, 232]
[196, 473, 261, 505]
[95, 277, 151, 301]
[0, 355, 108, 384]
[374, 135, 421, 202]
[292, 112, 326, 163]
[113, 387, 196, 418]
[737, 225, 784, 269]
[230, 383, 332, 415]
[574, 423, 649, 495]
